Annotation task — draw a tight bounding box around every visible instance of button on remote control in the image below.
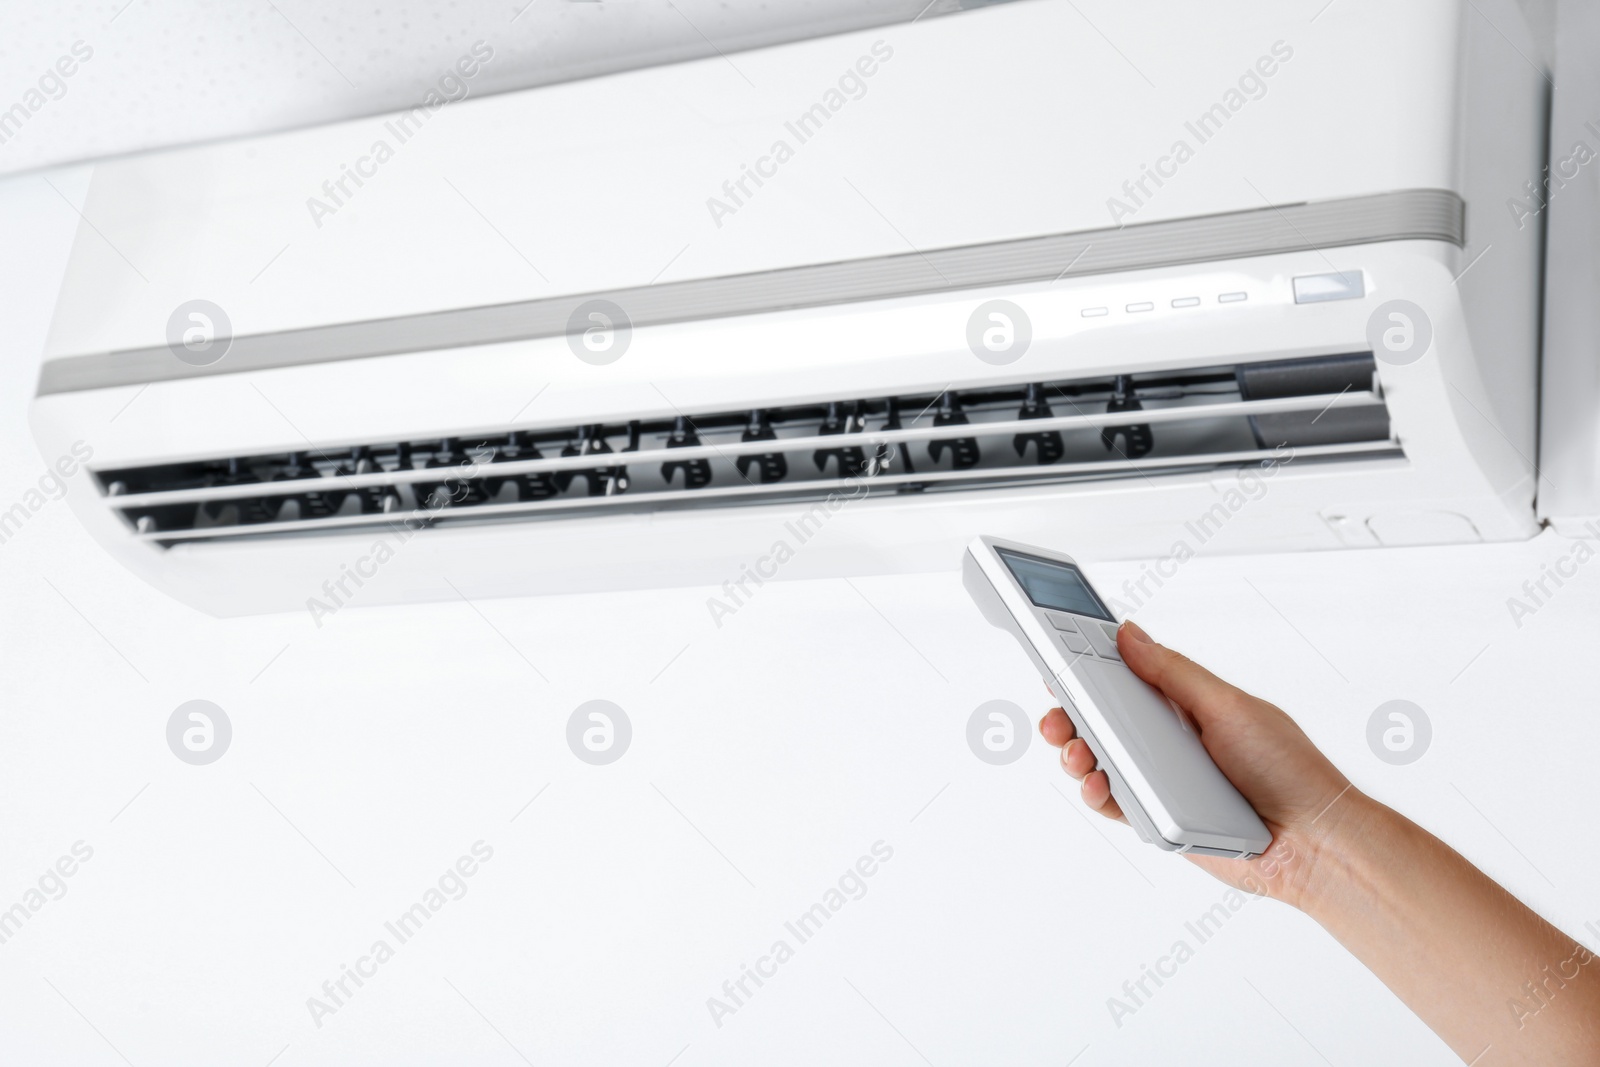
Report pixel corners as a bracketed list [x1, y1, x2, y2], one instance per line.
[1044, 610, 1081, 633]
[1082, 620, 1122, 660]
[1057, 629, 1092, 655]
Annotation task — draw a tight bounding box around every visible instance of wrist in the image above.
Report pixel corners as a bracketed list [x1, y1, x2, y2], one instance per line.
[1286, 788, 1393, 917]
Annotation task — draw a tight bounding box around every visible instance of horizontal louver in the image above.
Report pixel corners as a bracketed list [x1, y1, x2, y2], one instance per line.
[98, 355, 1397, 546]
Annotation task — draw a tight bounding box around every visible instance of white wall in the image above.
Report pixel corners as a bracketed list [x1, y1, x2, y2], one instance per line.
[2, 166, 1598, 1066]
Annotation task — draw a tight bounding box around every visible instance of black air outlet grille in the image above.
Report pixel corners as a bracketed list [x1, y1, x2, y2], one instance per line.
[97, 355, 1397, 546]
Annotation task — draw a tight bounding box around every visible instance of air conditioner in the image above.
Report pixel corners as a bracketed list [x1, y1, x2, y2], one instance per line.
[30, 0, 1558, 617]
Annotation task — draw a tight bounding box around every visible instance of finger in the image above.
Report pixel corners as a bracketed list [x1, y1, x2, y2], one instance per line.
[1039, 707, 1076, 747]
[1061, 738, 1096, 780]
[1080, 769, 1126, 822]
[1117, 620, 1247, 729]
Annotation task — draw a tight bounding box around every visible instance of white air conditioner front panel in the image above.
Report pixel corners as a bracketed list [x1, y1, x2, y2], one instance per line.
[31, 238, 1539, 617]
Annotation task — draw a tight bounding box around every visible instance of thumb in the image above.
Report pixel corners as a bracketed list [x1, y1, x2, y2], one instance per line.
[1117, 620, 1246, 729]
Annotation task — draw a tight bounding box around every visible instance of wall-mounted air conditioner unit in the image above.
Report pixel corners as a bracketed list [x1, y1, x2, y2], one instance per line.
[31, 0, 1553, 616]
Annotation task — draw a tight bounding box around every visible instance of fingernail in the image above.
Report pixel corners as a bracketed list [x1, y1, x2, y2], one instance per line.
[1120, 620, 1154, 644]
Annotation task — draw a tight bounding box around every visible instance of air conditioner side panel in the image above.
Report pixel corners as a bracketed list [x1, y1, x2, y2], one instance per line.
[1454, 0, 1546, 494]
[1538, 0, 1600, 528]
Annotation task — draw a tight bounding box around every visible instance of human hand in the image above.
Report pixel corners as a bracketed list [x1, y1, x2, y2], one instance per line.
[1039, 619, 1368, 907]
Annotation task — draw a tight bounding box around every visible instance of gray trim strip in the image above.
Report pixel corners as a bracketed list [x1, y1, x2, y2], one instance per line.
[38, 188, 1463, 396]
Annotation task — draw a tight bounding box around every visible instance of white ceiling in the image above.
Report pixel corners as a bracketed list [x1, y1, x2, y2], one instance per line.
[0, 0, 1014, 176]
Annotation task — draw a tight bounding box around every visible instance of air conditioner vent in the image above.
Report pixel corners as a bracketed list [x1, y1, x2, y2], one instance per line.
[98, 355, 1397, 547]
